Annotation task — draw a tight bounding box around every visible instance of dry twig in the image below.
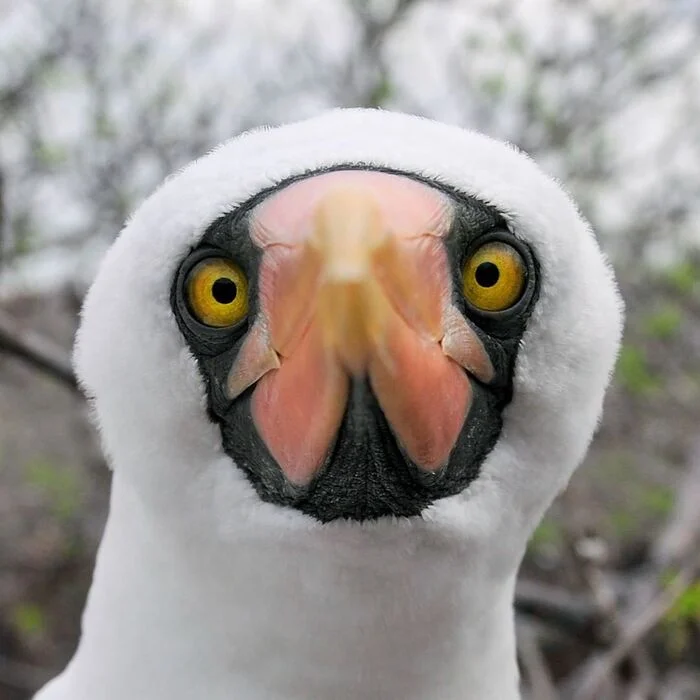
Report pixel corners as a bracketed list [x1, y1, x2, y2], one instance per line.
[569, 564, 698, 700]
[0, 309, 79, 391]
[564, 443, 700, 699]
[518, 623, 559, 700]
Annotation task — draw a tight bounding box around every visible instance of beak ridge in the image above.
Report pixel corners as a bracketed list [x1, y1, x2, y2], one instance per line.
[311, 188, 394, 375]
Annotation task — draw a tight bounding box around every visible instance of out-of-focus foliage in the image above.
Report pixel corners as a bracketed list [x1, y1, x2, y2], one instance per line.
[1, 0, 699, 292]
[1, 1, 699, 698]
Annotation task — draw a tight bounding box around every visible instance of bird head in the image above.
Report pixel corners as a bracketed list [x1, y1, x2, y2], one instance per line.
[74, 110, 622, 559]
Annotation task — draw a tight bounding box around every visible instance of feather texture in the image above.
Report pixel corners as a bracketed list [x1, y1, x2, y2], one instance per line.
[36, 109, 623, 700]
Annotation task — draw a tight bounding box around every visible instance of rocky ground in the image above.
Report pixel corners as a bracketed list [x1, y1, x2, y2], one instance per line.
[0, 259, 698, 699]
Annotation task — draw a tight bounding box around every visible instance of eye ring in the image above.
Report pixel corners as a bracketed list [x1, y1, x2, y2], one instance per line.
[185, 256, 249, 328]
[461, 236, 530, 314]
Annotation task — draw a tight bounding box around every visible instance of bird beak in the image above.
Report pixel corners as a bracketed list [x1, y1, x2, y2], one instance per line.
[228, 174, 494, 486]
[311, 188, 434, 376]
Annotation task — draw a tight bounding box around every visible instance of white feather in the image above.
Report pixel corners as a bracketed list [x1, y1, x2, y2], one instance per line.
[35, 108, 623, 700]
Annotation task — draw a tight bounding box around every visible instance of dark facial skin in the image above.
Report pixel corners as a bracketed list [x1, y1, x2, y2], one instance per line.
[172, 167, 539, 522]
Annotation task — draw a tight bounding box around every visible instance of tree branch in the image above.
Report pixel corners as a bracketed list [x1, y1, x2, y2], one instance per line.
[0, 308, 79, 392]
[0, 653, 53, 692]
[568, 563, 698, 700]
[515, 579, 601, 640]
[0, 168, 4, 266]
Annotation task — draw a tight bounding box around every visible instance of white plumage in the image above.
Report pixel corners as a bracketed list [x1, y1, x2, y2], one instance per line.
[35, 109, 623, 700]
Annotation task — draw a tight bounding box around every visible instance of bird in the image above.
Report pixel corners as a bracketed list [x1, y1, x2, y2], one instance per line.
[35, 108, 623, 700]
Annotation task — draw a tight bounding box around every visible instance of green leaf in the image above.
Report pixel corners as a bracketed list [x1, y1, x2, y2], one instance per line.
[11, 214, 37, 257]
[367, 76, 393, 107]
[34, 142, 67, 167]
[615, 344, 660, 395]
[642, 304, 682, 339]
[25, 458, 81, 520]
[608, 508, 636, 536]
[664, 261, 699, 295]
[95, 114, 117, 139]
[662, 578, 700, 655]
[12, 603, 45, 637]
[666, 581, 700, 623]
[480, 74, 506, 98]
[505, 30, 525, 54]
[638, 485, 675, 516]
[528, 518, 562, 553]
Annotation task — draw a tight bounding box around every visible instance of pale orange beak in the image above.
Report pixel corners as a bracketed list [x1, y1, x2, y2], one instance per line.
[311, 188, 442, 376]
[226, 171, 494, 486]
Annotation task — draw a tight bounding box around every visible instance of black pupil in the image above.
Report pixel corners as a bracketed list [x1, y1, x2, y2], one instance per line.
[475, 262, 500, 288]
[212, 277, 237, 304]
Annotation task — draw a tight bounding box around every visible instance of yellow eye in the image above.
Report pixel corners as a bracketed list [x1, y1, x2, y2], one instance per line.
[186, 258, 249, 327]
[462, 241, 527, 312]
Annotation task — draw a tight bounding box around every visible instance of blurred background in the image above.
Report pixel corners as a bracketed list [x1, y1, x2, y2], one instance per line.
[0, 0, 698, 698]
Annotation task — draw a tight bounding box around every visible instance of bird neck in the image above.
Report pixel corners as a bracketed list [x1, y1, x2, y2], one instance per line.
[56, 476, 521, 700]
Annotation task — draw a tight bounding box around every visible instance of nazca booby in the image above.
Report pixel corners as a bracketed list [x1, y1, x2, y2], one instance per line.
[35, 109, 623, 700]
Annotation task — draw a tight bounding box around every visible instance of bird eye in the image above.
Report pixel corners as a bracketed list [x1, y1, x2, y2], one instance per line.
[186, 257, 249, 327]
[462, 241, 526, 313]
